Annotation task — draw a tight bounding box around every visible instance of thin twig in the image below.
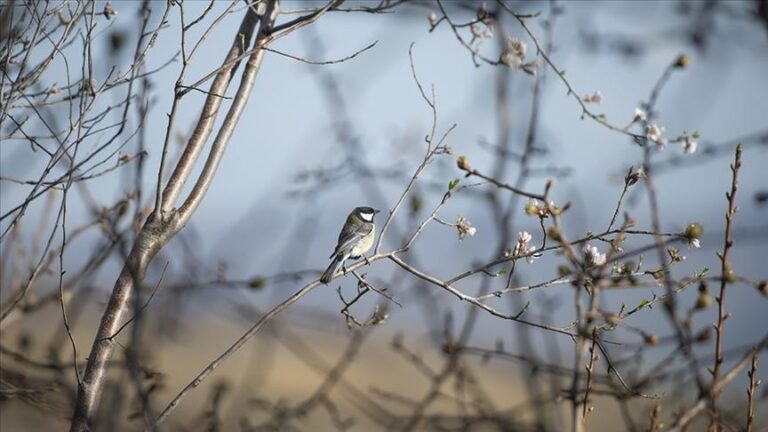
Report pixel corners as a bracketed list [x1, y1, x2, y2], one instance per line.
[263, 40, 377, 65]
[746, 352, 758, 432]
[153, 252, 394, 427]
[669, 334, 768, 432]
[710, 143, 743, 430]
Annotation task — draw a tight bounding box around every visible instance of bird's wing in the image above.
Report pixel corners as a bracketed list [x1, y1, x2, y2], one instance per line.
[330, 221, 373, 258]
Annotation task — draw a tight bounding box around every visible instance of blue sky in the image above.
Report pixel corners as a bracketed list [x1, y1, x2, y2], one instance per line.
[2, 0, 767, 389]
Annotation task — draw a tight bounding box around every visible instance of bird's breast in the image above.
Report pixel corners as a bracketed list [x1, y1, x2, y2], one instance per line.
[351, 227, 375, 257]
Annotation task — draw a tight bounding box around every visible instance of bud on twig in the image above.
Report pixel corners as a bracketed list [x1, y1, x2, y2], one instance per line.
[103, 2, 117, 20]
[683, 223, 703, 248]
[547, 227, 561, 242]
[626, 166, 646, 186]
[758, 281, 768, 297]
[457, 155, 471, 171]
[696, 281, 712, 309]
[674, 53, 690, 69]
[644, 333, 659, 346]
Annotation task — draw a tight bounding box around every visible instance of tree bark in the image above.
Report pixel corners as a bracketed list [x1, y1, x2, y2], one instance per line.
[69, 2, 278, 430]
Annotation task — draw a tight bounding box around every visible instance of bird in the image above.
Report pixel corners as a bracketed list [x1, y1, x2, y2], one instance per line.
[320, 206, 380, 284]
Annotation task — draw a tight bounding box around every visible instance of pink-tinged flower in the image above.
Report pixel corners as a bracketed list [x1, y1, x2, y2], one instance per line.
[501, 37, 527, 69]
[517, 231, 532, 245]
[456, 216, 477, 240]
[583, 91, 602, 104]
[513, 231, 538, 263]
[513, 231, 531, 255]
[508, 38, 527, 57]
[428, 11, 438, 27]
[583, 244, 607, 266]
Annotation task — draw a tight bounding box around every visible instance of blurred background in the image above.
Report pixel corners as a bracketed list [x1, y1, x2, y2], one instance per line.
[1, 1, 767, 430]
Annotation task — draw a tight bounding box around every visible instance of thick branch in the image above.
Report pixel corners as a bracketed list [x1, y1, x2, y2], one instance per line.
[68, 3, 277, 430]
[177, 5, 278, 223]
[159, 4, 261, 213]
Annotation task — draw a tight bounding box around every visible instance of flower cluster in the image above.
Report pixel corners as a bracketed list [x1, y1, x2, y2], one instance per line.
[583, 244, 607, 267]
[633, 107, 698, 155]
[500, 37, 527, 69]
[470, 21, 493, 39]
[524, 199, 544, 216]
[512, 231, 537, 263]
[524, 199, 566, 218]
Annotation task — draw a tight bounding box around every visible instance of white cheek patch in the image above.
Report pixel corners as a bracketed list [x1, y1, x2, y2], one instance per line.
[360, 212, 374, 222]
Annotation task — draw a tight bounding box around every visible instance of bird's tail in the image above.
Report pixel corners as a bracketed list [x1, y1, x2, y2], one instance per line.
[320, 255, 343, 284]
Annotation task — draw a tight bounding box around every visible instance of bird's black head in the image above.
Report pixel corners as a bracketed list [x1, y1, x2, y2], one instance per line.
[354, 206, 380, 222]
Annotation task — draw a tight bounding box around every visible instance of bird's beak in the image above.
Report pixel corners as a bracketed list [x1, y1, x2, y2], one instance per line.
[374, 209, 381, 214]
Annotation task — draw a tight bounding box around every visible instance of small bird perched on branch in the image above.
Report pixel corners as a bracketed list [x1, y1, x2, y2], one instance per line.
[320, 206, 380, 284]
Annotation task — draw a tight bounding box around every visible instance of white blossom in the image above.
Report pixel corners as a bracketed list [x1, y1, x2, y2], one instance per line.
[683, 135, 697, 154]
[456, 217, 477, 240]
[646, 123, 663, 141]
[501, 37, 527, 69]
[428, 11, 437, 27]
[646, 123, 666, 149]
[634, 107, 647, 121]
[513, 231, 537, 263]
[688, 238, 701, 249]
[583, 244, 607, 266]
[508, 38, 527, 57]
[517, 231, 532, 245]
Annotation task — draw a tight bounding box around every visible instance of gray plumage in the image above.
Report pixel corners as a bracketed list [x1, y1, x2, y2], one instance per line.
[320, 207, 378, 284]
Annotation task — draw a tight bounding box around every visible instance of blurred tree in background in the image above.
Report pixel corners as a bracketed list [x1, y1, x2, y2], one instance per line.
[1, 1, 767, 431]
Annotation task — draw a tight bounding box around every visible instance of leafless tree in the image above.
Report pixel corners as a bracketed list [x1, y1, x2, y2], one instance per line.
[2, 1, 766, 431]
